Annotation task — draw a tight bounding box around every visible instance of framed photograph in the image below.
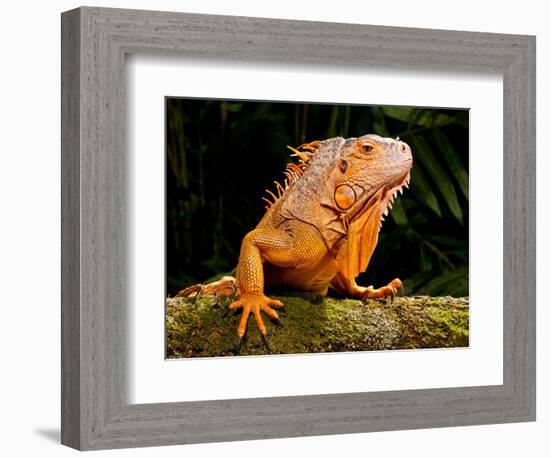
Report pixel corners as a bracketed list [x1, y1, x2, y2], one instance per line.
[61, 6, 536, 450]
[164, 97, 470, 359]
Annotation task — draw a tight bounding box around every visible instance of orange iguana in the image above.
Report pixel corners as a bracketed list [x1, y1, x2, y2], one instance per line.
[177, 134, 413, 351]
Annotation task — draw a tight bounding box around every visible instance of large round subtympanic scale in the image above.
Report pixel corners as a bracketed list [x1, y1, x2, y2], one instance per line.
[334, 184, 356, 210]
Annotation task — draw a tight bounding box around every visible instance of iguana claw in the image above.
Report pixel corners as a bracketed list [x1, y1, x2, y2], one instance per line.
[272, 316, 283, 326]
[175, 284, 205, 302]
[361, 278, 403, 303]
[228, 293, 283, 349]
[261, 334, 271, 352]
[235, 336, 245, 354]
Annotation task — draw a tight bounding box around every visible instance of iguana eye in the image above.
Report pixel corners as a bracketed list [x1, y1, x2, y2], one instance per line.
[362, 143, 374, 154]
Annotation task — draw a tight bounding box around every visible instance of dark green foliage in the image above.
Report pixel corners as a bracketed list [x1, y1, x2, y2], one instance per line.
[166, 99, 469, 297]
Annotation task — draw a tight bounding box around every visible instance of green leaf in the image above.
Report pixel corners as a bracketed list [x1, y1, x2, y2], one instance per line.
[418, 266, 468, 296]
[199, 256, 231, 274]
[447, 250, 468, 262]
[419, 245, 432, 271]
[410, 163, 442, 217]
[411, 135, 463, 224]
[389, 198, 408, 225]
[327, 105, 339, 138]
[402, 270, 435, 294]
[371, 107, 389, 136]
[445, 278, 469, 297]
[203, 268, 237, 284]
[223, 102, 243, 113]
[383, 107, 461, 127]
[425, 236, 468, 262]
[425, 235, 467, 248]
[342, 105, 351, 137]
[433, 129, 469, 199]
[419, 237, 455, 270]
[407, 108, 426, 130]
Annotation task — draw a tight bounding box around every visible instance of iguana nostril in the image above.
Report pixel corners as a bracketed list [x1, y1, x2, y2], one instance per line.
[399, 142, 410, 154]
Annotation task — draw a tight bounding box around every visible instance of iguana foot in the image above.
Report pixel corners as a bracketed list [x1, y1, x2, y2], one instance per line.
[362, 278, 403, 303]
[229, 293, 284, 351]
[175, 276, 237, 301]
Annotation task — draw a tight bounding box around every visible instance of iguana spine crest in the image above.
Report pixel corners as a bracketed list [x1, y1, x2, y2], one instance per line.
[261, 141, 321, 211]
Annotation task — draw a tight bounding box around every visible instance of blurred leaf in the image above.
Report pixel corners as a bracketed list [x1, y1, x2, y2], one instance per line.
[425, 235, 468, 253]
[327, 106, 339, 138]
[342, 106, 351, 137]
[384, 107, 467, 128]
[371, 107, 389, 136]
[410, 164, 442, 217]
[403, 270, 435, 293]
[421, 239, 454, 270]
[447, 250, 468, 262]
[203, 268, 237, 284]
[373, 122, 385, 135]
[411, 135, 463, 224]
[407, 108, 425, 130]
[199, 256, 231, 274]
[390, 198, 408, 225]
[223, 102, 243, 113]
[418, 266, 468, 296]
[167, 274, 197, 296]
[433, 129, 469, 199]
[445, 278, 469, 297]
[419, 245, 432, 271]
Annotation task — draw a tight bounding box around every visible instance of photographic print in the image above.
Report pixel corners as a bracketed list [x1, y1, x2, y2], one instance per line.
[165, 98, 469, 358]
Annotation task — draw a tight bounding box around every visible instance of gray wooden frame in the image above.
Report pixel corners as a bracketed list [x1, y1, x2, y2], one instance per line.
[61, 6, 536, 451]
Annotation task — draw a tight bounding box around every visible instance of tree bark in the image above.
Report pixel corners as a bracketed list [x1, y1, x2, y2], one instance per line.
[166, 294, 469, 358]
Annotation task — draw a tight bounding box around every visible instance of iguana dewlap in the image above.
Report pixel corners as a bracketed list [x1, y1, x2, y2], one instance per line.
[177, 134, 413, 350]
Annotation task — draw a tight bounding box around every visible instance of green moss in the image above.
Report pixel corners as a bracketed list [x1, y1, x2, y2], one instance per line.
[166, 294, 469, 358]
[390, 296, 469, 349]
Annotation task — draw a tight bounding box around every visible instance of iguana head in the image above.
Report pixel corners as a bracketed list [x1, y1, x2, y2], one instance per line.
[265, 134, 412, 228]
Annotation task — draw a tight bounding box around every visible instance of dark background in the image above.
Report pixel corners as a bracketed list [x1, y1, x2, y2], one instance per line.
[166, 98, 469, 297]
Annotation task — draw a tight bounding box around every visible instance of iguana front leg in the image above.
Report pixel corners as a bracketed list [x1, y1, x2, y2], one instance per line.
[231, 225, 325, 350]
[330, 272, 403, 302]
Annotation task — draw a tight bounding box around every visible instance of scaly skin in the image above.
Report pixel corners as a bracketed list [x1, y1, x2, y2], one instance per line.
[176, 134, 413, 351]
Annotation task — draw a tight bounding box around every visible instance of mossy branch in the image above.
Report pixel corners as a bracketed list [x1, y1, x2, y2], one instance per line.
[166, 295, 469, 358]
